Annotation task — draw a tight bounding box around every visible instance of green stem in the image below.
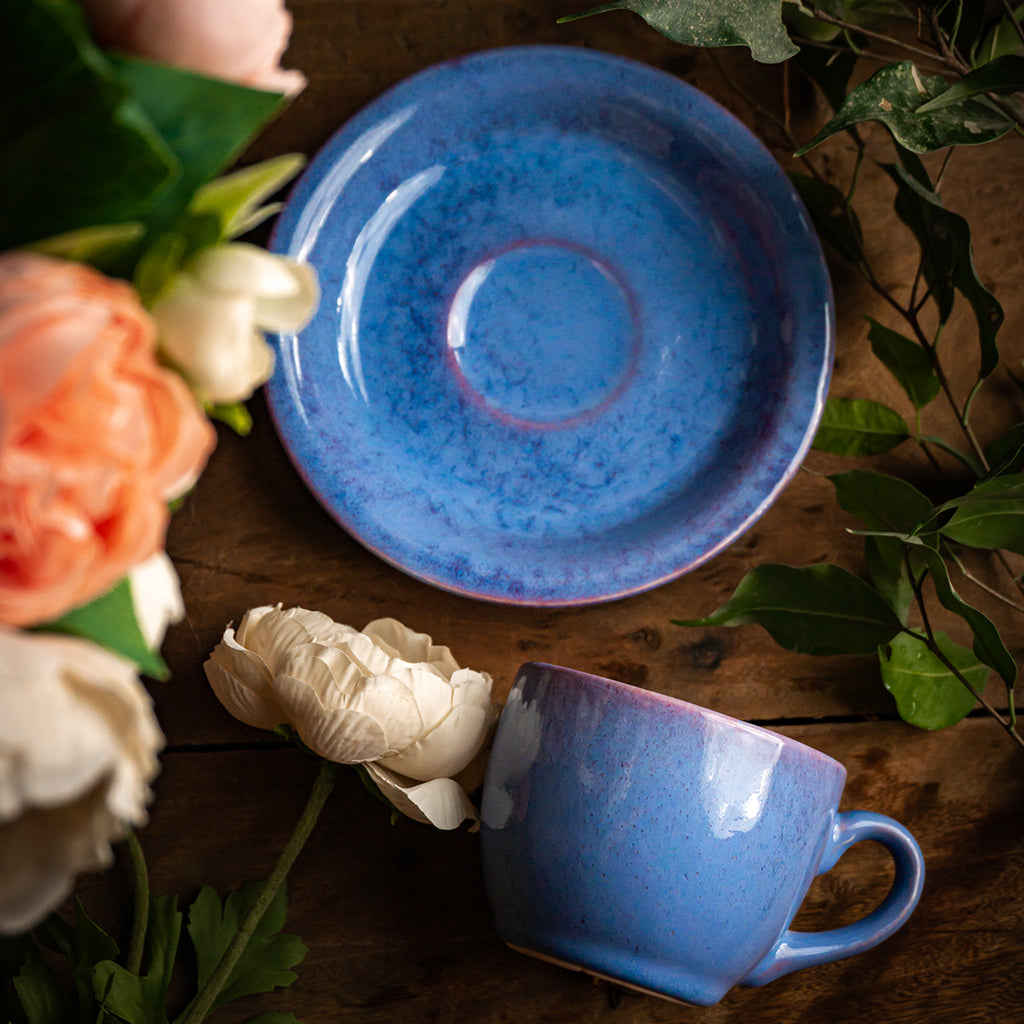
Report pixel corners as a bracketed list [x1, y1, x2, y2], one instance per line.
[906, 556, 1024, 751]
[126, 832, 150, 976]
[948, 549, 1024, 614]
[178, 760, 337, 1024]
[962, 376, 984, 430]
[793, 35, 949, 75]
[923, 4, 972, 74]
[846, 142, 865, 205]
[912, 433, 984, 475]
[1002, 0, 1024, 50]
[809, 8, 947, 64]
[991, 94, 1024, 133]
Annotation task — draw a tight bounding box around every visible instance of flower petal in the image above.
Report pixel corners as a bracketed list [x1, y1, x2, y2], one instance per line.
[362, 618, 461, 679]
[254, 260, 318, 332]
[0, 630, 162, 817]
[0, 781, 118, 934]
[127, 551, 184, 649]
[238, 605, 318, 676]
[204, 657, 284, 731]
[341, 630, 396, 677]
[377, 702, 491, 781]
[278, 645, 424, 753]
[275, 673, 391, 762]
[364, 763, 479, 831]
[193, 242, 302, 298]
[152, 276, 269, 404]
[450, 667, 496, 708]
[0, 627, 161, 934]
[285, 607, 359, 646]
[393, 664, 455, 728]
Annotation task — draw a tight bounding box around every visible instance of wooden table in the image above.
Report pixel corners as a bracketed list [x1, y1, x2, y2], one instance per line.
[75, 3, 1024, 1021]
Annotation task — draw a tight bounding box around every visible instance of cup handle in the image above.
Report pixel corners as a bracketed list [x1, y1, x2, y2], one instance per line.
[740, 810, 925, 987]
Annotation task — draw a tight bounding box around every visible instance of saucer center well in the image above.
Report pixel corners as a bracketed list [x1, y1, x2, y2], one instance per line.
[446, 242, 635, 426]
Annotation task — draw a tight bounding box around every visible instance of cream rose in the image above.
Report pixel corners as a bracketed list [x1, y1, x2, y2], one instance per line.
[0, 627, 163, 935]
[152, 243, 318, 404]
[204, 607, 498, 829]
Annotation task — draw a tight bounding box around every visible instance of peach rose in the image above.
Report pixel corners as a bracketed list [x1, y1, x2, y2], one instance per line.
[0, 252, 216, 627]
[81, 0, 306, 95]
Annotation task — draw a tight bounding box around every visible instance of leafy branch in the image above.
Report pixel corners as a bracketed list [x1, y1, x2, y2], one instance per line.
[1, 759, 339, 1024]
[569, 0, 1024, 747]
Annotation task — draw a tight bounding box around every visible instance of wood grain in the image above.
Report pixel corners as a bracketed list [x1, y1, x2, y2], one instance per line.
[58, 2, 1024, 1022]
[72, 720, 1023, 1024]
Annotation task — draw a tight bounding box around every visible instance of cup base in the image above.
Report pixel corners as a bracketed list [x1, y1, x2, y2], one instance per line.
[505, 943, 700, 1007]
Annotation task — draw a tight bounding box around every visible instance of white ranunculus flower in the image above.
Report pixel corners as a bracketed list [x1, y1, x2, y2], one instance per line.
[0, 627, 163, 935]
[153, 242, 318, 404]
[204, 606, 498, 830]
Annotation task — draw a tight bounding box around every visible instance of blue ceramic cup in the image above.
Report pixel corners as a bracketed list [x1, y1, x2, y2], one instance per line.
[480, 664, 925, 1006]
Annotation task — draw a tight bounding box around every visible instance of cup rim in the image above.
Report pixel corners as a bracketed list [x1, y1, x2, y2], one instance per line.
[516, 661, 847, 776]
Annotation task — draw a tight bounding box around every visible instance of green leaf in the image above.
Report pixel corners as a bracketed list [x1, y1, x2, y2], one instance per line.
[917, 54, 1024, 111]
[93, 895, 182, 1024]
[13, 944, 71, 1024]
[352, 763, 403, 822]
[940, 474, 1024, 554]
[813, 397, 910, 455]
[788, 172, 864, 265]
[23, 223, 146, 271]
[892, 142, 932, 189]
[189, 154, 306, 241]
[0, 0, 177, 249]
[133, 217, 221, 307]
[673, 563, 903, 655]
[984, 422, 1024, 477]
[915, 433, 985, 476]
[883, 162, 1004, 372]
[931, 0, 987, 58]
[974, 4, 1024, 65]
[837, 0, 914, 18]
[917, 546, 1017, 685]
[106, 54, 289, 237]
[880, 630, 985, 729]
[132, 156, 304, 307]
[70, 904, 120, 1024]
[38, 577, 169, 680]
[866, 317, 940, 409]
[558, 0, 799, 63]
[784, 6, 841, 44]
[180, 882, 307, 1017]
[0, 933, 31, 1024]
[865, 534, 914, 624]
[33, 904, 119, 1024]
[796, 60, 1012, 155]
[207, 402, 254, 437]
[828, 468, 933, 534]
[790, 0, 912, 37]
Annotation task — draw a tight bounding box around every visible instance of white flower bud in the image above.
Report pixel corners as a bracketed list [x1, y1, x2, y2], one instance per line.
[153, 243, 318, 404]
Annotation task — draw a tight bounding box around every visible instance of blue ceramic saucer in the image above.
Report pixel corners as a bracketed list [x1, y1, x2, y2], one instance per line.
[266, 46, 834, 606]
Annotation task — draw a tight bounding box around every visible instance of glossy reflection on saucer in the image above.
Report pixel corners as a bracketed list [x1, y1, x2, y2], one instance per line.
[266, 46, 834, 605]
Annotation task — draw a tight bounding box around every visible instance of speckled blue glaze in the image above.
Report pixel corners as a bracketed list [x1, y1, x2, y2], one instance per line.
[480, 665, 925, 1006]
[266, 45, 834, 606]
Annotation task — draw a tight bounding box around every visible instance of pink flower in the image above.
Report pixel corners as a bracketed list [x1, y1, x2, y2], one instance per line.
[81, 0, 306, 95]
[0, 252, 216, 627]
